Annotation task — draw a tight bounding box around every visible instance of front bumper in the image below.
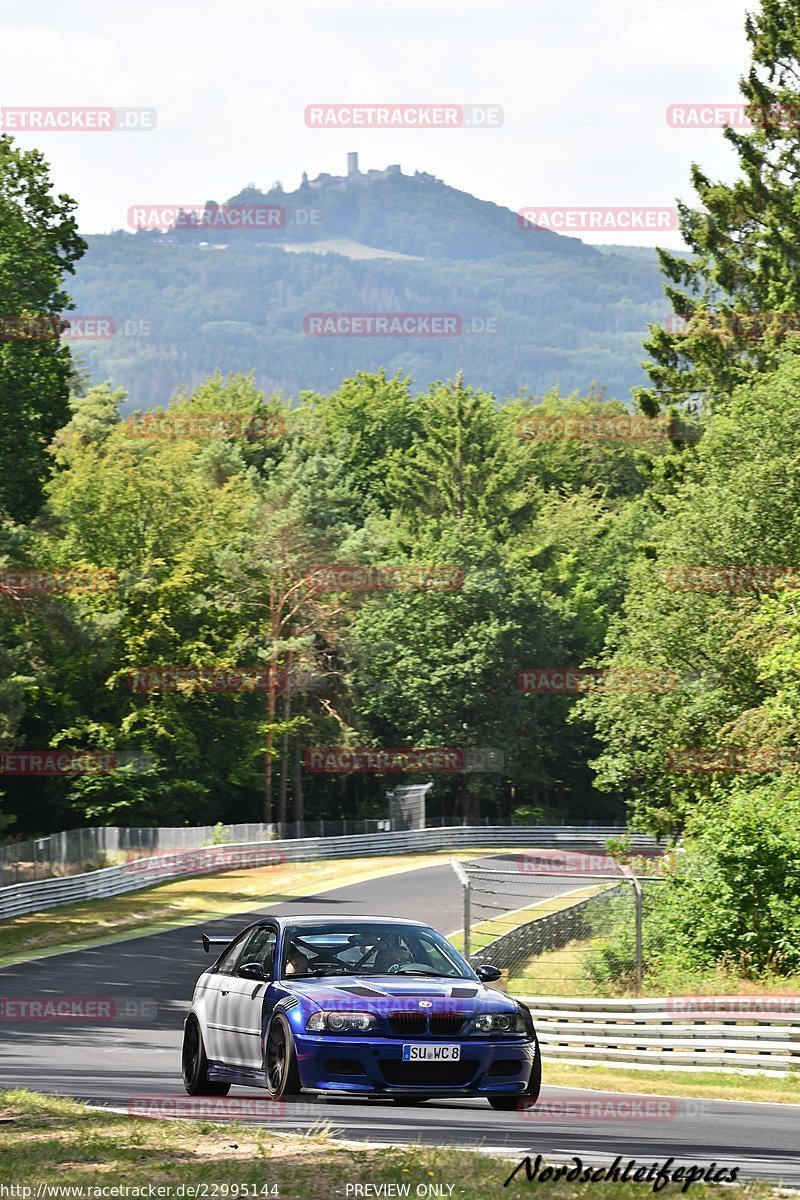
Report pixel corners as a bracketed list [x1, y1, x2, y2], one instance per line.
[294, 1033, 537, 1095]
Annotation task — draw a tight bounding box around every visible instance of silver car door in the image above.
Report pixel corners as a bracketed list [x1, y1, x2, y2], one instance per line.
[217, 927, 277, 1068]
[204, 931, 250, 1059]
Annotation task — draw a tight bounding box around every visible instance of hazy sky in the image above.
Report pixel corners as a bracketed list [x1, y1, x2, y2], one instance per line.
[0, 0, 753, 247]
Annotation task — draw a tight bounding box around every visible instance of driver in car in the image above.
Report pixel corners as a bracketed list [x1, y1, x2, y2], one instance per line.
[284, 941, 312, 975]
[373, 934, 413, 973]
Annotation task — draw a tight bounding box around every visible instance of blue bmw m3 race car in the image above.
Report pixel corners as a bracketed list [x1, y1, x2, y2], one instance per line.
[182, 915, 541, 1110]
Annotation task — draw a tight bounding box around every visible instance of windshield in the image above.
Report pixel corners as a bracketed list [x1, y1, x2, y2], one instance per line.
[279, 922, 475, 979]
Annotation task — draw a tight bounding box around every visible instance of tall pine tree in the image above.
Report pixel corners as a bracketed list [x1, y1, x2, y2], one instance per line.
[637, 1, 800, 416]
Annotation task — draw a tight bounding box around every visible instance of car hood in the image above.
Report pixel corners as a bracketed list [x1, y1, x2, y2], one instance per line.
[282, 974, 519, 1014]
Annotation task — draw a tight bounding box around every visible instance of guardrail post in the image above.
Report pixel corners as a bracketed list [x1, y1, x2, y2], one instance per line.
[450, 858, 471, 959]
[464, 878, 471, 959]
[633, 875, 643, 997]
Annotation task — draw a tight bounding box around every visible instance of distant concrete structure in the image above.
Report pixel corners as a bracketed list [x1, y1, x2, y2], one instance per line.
[367, 164, 401, 180]
[304, 157, 408, 191]
[387, 782, 433, 831]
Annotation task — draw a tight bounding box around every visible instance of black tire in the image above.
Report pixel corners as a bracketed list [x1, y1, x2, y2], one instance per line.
[487, 1037, 542, 1112]
[182, 1016, 230, 1096]
[265, 1015, 303, 1099]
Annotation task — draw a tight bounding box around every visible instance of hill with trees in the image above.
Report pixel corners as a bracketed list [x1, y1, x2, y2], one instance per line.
[68, 164, 669, 406]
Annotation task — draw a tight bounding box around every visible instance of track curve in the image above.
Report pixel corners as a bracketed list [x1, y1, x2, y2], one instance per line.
[0, 854, 797, 1185]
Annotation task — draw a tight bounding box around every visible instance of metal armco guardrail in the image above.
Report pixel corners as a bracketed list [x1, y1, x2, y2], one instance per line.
[516, 996, 800, 1076]
[0, 819, 650, 885]
[0, 825, 653, 921]
[0, 819, 395, 884]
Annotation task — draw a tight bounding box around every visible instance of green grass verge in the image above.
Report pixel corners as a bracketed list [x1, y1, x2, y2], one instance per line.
[541, 1062, 800, 1105]
[0, 1090, 776, 1198]
[507, 932, 598, 996]
[507, 934, 800, 1000]
[449, 884, 611, 957]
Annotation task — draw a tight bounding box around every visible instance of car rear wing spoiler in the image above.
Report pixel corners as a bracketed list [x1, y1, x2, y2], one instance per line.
[202, 934, 233, 953]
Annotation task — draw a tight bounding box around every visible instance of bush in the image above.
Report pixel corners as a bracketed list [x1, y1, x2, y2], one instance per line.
[512, 804, 562, 825]
[588, 784, 800, 990]
[648, 783, 800, 978]
[206, 822, 232, 847]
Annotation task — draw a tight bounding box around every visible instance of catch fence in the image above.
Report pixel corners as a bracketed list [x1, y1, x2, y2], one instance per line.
[454, 850, 670, 996]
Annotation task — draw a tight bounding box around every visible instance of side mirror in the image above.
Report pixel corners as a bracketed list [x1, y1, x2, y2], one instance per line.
[238, 962, 266, 981]
[475, 964, 503, 983]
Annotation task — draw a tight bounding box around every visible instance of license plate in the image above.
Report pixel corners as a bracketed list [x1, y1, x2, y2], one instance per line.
[402, 1043, 461, 1061]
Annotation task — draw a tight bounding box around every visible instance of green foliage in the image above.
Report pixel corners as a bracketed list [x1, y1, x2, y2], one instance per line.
[6, 134, 800, 990]
[1, 364, 666, 832]
[69, 231, 666, 406]
[588, 785, 800, 989]
[0, 135, 85, 518]
[576, 348, 800, 833]
[511, 804, 562, 824]
[652, 784, 800, 977]
[637, 1, 800, 414]
[206, 822, 231, 846]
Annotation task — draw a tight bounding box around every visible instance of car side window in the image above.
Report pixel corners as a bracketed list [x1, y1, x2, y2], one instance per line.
[237, 927, 277, 977]
[215, 932, 250, 976]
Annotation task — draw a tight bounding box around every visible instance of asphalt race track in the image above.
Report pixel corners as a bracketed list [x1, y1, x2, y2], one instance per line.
[1, 854, 798, 1185]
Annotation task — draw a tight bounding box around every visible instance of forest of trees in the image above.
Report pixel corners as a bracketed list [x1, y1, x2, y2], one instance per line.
[67, 195, 666, 404]
[1, 371, 664, 835]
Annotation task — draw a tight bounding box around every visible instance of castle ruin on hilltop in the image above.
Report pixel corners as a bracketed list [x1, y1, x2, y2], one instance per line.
[301, 153, 437, 190]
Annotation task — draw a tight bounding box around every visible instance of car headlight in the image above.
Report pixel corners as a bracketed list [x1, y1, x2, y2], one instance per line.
[306, 1010, 377, 1033]
[472, 1009, 527, 1034]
